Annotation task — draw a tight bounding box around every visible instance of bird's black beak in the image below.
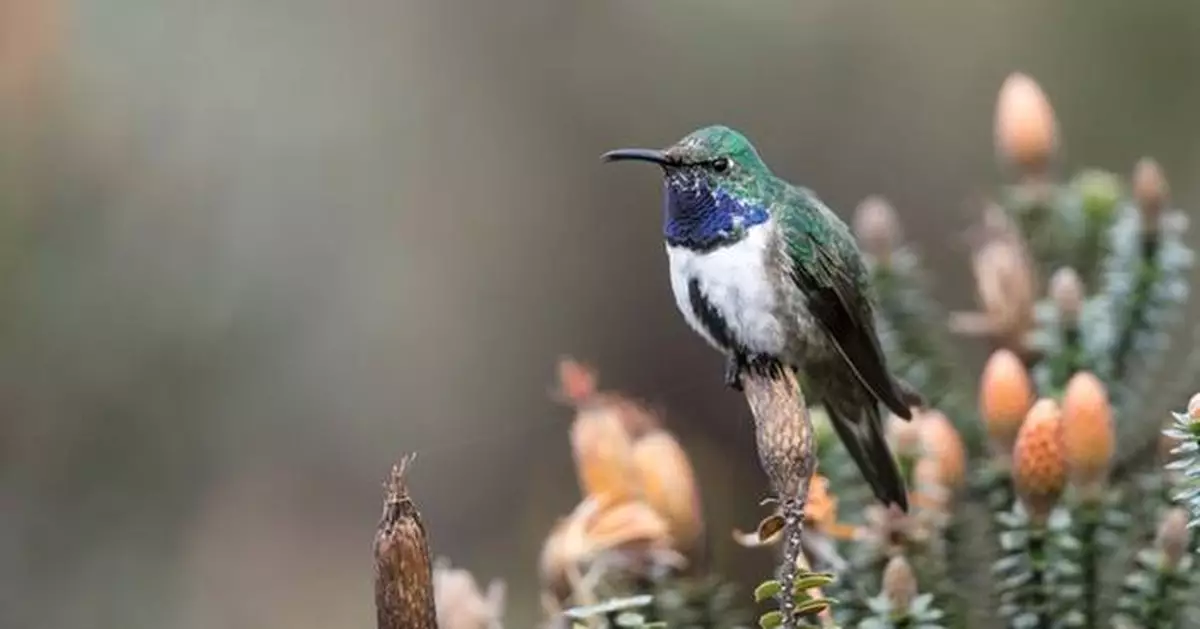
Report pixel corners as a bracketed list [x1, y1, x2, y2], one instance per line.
[601, 148, 673, 167]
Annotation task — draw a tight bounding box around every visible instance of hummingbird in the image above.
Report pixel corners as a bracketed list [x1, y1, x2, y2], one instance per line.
[602, 125, 922, 512]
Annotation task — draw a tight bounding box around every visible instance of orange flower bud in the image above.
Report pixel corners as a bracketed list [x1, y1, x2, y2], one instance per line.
[1132, 158, 1168, 230]
[980, 348, 1035, 461]
[1188, 392, 1200, 421]
[853, 196, 901, 262]
[994, 72, 1058, 174]
[569, 407, 639, 506]
[917, 410, 967, 490]
[631, 429, 704, 554]
[1012, 399, 1067, 523]
[1060, 372, 1114, 492]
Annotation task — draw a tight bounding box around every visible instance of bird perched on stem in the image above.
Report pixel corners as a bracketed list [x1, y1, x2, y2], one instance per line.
[602, 125, 923, 512]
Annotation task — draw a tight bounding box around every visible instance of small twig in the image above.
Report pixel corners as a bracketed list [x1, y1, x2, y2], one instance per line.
[374, 453, 440, 629]
[743, 367, 817, 629]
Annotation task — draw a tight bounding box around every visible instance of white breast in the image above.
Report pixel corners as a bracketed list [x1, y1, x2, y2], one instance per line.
[666, 224, 788, 356]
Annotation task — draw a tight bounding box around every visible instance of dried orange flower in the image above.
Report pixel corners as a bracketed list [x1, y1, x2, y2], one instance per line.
[631, 429, 704, 554]
[917, 410, 967, 490]
[1061, 372, 1114, 493]
[994, 72, 1058, 175]
[539, 498, 676, 604]
[853, 195, 901, 263]
[953, 207, 1038, 349]
[1012, 399, 1067, 523]
[569, 407, 640, 507]
[555, 357, 659, 438]
[805, 473, 839, 530]
[1133, 158, 1168, 229]
[980, 348, 1035, 463]
[585, 500, 675, 550]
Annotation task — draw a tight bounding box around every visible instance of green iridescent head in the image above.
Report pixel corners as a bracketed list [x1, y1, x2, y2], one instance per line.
[602, 124, 771, 179]
[602, 125, 776, 250]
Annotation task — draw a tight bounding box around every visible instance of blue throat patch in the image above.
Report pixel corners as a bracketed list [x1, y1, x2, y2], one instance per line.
[663, 180, 769, 250]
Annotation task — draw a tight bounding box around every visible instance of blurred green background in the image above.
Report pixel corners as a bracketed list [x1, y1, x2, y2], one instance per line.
[3, 1, 1200, 628]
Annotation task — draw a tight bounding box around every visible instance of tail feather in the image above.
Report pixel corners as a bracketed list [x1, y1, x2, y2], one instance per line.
[893, 376, 927, 415]
[823, 398, 909, 513]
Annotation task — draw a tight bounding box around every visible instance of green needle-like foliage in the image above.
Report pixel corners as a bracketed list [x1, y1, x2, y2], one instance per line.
[1112, 507, 1196, 629]
[1164, 406, 1200, 529]
[992, 506, 1084, 629]
[563, 595, 669, 629]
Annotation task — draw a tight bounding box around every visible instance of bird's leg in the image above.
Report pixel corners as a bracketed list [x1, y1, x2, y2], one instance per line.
[724, 354, 746, 391]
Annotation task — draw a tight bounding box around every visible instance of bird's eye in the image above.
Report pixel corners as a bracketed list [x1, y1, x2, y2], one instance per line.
[712, 157, 730, 173]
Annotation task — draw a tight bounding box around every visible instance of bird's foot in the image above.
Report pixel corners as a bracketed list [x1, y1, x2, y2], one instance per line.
[747, 354, 788, 381]
[724, 355, 745, 392]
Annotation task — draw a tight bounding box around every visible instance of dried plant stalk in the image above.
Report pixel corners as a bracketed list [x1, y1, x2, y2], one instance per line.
[374, 454, 440, 629]
[743, 367, 816, 629]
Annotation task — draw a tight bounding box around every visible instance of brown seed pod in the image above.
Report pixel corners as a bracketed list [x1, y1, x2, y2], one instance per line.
[375, 455, 439, 629]
[1012, 399, 1067, 524]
